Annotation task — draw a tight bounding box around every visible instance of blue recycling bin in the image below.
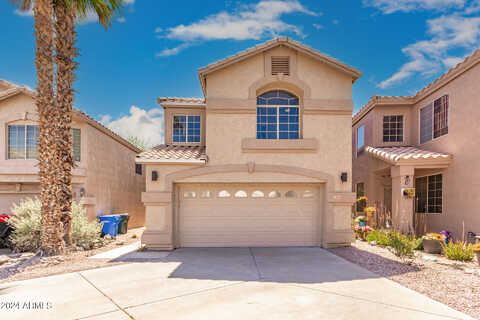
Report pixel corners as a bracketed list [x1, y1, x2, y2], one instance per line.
[97, 215, 122, 237]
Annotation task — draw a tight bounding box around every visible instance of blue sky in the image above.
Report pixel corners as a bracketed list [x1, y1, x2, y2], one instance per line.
[1, 0, 479, 146]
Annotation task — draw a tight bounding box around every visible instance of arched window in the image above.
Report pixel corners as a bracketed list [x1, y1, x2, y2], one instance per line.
[257, 90, 299, 140]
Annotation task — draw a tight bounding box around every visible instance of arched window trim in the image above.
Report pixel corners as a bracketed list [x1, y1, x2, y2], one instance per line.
[257, 90, 300, 140]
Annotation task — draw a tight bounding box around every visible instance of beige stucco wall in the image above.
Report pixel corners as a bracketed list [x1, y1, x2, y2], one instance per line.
[409, 63, 480, 237]
[352, 62, 480, 238]
[143, 45, 357, 249]
[84, 124, 145, 228]
[0, 92, 145, 228]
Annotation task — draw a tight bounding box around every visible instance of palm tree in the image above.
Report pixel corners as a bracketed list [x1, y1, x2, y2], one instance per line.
[10, 0, 123, 255]
[53, 0, 123, 249]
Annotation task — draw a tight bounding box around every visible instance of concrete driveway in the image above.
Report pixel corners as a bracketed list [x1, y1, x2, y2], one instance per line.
[0, 247, 474, 320]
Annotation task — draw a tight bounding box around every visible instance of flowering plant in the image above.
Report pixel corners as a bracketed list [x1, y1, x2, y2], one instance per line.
[422, 233, 445, 241]
[402, 188, 415, 198]
[354, 225, 373, 240]
[355, 216, 366, 223]
[357, 196, 368, 202]
[364, 206, 377, 217]
[472, 244, 480, 252]
[439, 230, 452, 241]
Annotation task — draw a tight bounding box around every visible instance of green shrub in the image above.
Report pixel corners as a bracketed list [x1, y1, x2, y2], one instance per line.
[8, 198, 42, 252]
[388, 231, 415, 259]
[366, 229, 392, 246]
[413, 238, 424, 250]
[443, 241, 474, 261]
[8, 198, 102, 252]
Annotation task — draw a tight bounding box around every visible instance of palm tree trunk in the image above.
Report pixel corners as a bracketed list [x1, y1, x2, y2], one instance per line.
[34, 0, 64, 255]
[54, 4, 77, 247]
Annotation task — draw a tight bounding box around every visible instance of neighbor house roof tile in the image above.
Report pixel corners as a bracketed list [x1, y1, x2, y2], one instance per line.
[365, 146, 452, 165]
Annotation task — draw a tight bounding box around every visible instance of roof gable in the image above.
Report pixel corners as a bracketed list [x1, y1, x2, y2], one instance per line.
[197, 37, 362, 96]
[0, 79, 140, 153]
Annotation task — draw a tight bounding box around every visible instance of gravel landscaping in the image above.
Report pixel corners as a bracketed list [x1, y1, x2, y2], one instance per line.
[0, 227, 144, 283]
[330, 240, 480, 320]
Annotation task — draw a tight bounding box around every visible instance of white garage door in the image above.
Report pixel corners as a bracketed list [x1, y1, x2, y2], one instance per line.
[178, 184, 320, 247]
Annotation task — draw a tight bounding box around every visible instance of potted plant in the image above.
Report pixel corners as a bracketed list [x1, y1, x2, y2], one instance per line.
[354, 225, 373, 241]
[422, 233, 445, 254]
[402, 188, 415, 198]
[473, 244, 480, 266]
[355, 215, 367, 227]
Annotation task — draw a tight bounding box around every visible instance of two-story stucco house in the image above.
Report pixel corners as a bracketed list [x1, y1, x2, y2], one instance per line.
[352, 49, 480, 239]
[0, 80, 145, 228]
[136, 38, 362, 250]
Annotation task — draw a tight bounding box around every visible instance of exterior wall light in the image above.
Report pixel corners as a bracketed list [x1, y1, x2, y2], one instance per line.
[152, 171, 158, 181]
[341, 172, 348, 182]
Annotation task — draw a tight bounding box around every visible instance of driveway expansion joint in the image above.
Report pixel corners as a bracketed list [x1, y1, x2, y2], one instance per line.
[78, 272, 136, 320]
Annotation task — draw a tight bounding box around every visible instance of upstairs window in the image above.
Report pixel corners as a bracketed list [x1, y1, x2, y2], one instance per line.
[356, 125, 365, 154]
[71, 128, 81, 162]
[8, 125, 38, 159]
[7, 125, 80, 161]
[383, 115, 403, 142]
[257, 90, 299, 140]
[173, 115, 200, 143]
[271, 56, 290, 76]
[420, 95, 449, 144]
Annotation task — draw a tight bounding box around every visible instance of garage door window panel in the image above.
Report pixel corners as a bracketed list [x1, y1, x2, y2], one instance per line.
[234, 190, 248, 198]
[218, 190, 231, 198]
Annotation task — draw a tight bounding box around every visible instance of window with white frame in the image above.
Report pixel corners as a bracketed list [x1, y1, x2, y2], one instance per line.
[357, 125, 365, 154]
[8, 125, 81, 161]
[256, 90, 299, 139]
[420, 95, 449, 144]
[8, 125, 39, 159]
[415, 174, 443, 214]
[383, 115, 403, 142]
[173, 115, 200, 143]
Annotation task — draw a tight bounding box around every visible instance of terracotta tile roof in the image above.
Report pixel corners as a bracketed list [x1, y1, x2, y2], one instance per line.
[157, 97, 206, 107]
[197, 37, 362, 96]
[353, 48, 480, 125]
[0, 79, 140, 153]
[365, 146, 453, 165]
[137, 145, 208, 163]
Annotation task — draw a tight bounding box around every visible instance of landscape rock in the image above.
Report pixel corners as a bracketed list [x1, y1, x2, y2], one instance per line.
[116, 240, 126, 246]
[0, 255, 10, 265]
[422, 255, 438, 262]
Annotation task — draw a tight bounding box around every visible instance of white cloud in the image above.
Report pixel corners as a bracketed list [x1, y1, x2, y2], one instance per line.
[332, 19, 339, 24]
[156, 43, 193, 57]
[313, 23, 323, 30]
[100, 106, 164, 148]
[156, 0, 316, 56]
[363, 0, 466, 14]
[378, 14, 480, 88]
[117, 17, 126, 23]
[14, 8, 33, 16]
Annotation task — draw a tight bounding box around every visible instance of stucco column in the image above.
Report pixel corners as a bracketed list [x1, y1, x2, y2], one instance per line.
[391, 165, 415, 234]
[141, 191, 174, 250]
[322, 192, 356, 248]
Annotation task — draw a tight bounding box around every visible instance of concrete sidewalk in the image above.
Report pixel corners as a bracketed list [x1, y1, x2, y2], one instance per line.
[0, 247, 474, 320]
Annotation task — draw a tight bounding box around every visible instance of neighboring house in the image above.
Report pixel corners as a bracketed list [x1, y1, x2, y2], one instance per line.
[0, 80, 145, 228]
[352, 49, 480, 239]
[136, 37, 362, 250]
